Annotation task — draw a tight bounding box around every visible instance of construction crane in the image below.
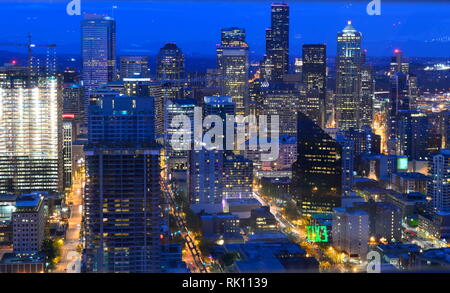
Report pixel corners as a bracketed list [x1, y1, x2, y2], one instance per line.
[0, 33, 56, 70]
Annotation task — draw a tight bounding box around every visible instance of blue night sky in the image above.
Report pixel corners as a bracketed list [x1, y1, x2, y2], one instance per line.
[0, 0, 450, 59]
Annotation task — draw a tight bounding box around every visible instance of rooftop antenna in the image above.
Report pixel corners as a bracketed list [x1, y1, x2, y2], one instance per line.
[111, 4, 118, 19]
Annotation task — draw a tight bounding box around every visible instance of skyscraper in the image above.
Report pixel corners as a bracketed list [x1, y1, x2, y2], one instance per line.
[156, 43, 185, 81]
[263, 3, 289, 81]
[189, 149, 224, 205]
[81, 13, 117, 121]
[336, 133, 355, 196]
[388, 72, 409, 140]
[62, 119, 73, 189]
[292, 112, 342, 216]
[261, 82, 301, 137]
[165, 98, 197, 172]
[388, 50, 413, 141]
[12, 193, 45, 255]
[335, 21, 362, 130]
[332, 208, 369, 260]
[62, 83, 82, 119]
[88, 95, 155, 144]
[84, 94, 163, 273]
[223, 153, 253, 198]
[397, 110, 429, 160]
[428, 149, 450, 213]
[203, 95, 235, 118]
[389, 49, 409, 75]
[0, 65, 62, 194]
[302, 44, 326, 128]
[220, 27, 247, 47]
[359, 50, 375, 128]
[217, 28, 249, 115]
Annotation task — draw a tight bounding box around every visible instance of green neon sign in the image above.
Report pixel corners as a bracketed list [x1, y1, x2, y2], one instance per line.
[397, 157, 408, 171]
[306, 226, 329, 242]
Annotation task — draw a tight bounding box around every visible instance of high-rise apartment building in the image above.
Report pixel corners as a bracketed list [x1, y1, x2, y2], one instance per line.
[189, 149, 224, 204]
[397, 110, 429, 160]
[84, 94, 163, 273]
[84, 146, 163, 273]
[332, 208, 369, 260]
[428, 149, 450, 213]
[336, 133, 355, 196]
[352, 201, 402, 242]
[223, 154, 253, 198]
[88, 95, 155, 144]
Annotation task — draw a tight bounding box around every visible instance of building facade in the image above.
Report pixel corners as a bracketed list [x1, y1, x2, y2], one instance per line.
[302, 44, 326, 128]
[292, 113, 342, 216]
[81, 14, 117, 121]
[0, 66, 62, 194]
[335, 21, 362, 130]
[156, 43, 185, 81]
[428, 149, 450, 212]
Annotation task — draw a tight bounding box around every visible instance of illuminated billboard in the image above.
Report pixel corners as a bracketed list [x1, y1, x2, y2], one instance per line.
[397, 157, 408, 171]
[306, 226, 329, 243]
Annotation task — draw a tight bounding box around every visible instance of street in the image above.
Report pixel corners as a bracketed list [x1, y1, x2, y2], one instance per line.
[54, 171, 84, 273]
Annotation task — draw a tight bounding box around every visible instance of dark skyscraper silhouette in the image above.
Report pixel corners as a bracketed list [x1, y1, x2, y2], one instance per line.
[302, 44, 327, 128]
[292, 112, 342, 217]
[84, 95, 163, 273]
[263, 3, 289, 81]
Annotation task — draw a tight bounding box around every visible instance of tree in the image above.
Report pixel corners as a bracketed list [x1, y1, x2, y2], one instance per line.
[184, 207, 202, 234]
[284, 201, 300, 221]
[221, 252, 239, 267]
[41, 238, 62, 271]
[198, 238, 215, 257]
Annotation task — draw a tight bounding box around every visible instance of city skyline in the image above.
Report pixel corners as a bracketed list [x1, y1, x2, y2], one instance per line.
[1, 0, 450, 276]
[0, 1, 449, 58]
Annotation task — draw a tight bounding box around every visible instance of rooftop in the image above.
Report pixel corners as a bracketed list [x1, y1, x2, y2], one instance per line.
[420, 248, 450, 263]
[0, 253, 45, 265]
[393, 172, 429, 180]
[15, 193, 43, 209]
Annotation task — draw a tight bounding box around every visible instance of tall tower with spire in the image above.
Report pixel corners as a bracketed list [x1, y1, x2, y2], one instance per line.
[335, 21, 362, 130]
